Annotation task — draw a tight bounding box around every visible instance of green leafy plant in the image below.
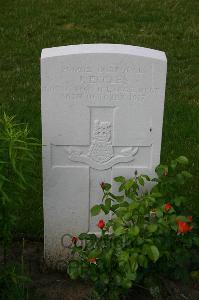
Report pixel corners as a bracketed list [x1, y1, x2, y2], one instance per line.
[150, 156, 199, 281]
[0, 238, 32, 300]
[0, 113, 39, 264]
[0, 263, 31, 300]
[67, 156, 198, 299]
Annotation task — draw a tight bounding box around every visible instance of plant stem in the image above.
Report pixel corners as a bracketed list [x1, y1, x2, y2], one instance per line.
[3, 246, 7, 265]
[132, 283, 149, 291]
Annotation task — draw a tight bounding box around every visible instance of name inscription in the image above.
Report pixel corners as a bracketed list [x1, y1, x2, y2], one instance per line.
[63, 63, 145, 74]
[43, 63, 159, 105]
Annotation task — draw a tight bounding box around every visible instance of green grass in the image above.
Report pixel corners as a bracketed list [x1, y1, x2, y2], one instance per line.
[0, 0, 198, 236]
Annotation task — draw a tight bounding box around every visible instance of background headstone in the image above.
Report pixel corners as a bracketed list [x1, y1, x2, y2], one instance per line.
[41, 44, 167, 267]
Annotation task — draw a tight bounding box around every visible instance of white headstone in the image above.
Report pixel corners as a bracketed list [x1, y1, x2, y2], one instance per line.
[41, 44, 167, 267]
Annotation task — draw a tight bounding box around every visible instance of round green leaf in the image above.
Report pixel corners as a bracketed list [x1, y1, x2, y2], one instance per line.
[138, 254, 148, 268]
[176, 156, 189, 165]
[129, 225, 140, 237]
[147, 245, 159, 262]
[91, 204, 101, 216]
[67, 261, 80, 279]
[114, 176, 125, 183]
[147, 224, 158, 233]
[124, 178, 134, 190]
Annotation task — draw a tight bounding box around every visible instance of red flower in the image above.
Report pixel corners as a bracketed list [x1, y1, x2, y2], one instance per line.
[165, 202, 172, 212]
[100, 182, 105, 189]
[177, 221, 192, 234]
[188, 216, 193, 222]
[97, 219, 105, 229]
[71, 236, 78, 244]
[87, 257, 97, 264]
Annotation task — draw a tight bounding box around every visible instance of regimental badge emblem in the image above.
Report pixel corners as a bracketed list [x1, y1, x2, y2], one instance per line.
[88, 120, 113, 163]
[66, 119, 138, 170]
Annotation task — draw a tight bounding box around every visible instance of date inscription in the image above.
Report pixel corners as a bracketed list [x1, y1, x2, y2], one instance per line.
[43, 63, 159, 105]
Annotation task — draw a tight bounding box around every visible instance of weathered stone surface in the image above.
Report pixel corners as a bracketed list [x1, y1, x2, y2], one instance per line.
[41, 44, 167, 267]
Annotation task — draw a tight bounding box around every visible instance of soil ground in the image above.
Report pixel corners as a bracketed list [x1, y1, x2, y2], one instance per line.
[1, 240, 199, 300]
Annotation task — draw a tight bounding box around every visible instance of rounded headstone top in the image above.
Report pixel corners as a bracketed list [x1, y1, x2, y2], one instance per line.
[41, 44, 166, 62]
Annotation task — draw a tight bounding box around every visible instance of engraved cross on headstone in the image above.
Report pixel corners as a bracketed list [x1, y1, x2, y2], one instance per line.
[64, 106, 138, 231]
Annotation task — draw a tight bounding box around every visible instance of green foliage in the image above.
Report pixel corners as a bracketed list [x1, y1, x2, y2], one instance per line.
[0, 263, 31, 300]
[67, 156, 199, 299]
[0, 113, 39, 262]
[0, 0, 198, 235]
